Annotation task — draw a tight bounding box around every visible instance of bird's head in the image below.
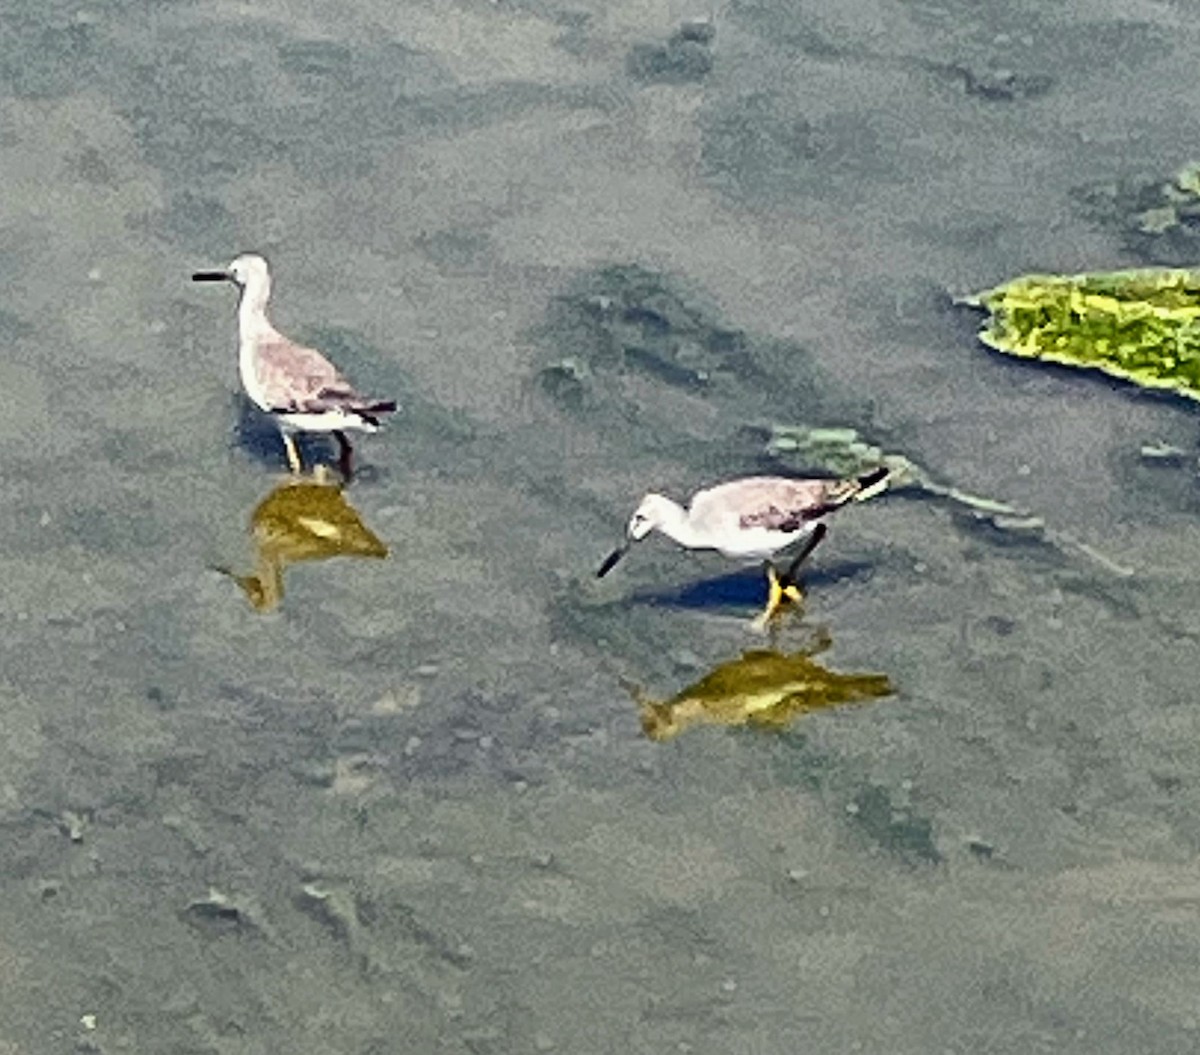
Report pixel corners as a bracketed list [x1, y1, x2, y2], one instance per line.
[596, 492, 674, 577]
[627, 492, 675, 541]
[192, 253, 272, 301]
[226, 254, 271, 289]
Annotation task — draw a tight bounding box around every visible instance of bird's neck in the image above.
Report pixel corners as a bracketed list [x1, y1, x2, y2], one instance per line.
[654, 499, 703, 548]
[237, 282, 275, 340]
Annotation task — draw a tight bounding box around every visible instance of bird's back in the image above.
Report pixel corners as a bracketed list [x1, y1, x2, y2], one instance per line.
[688, 476, 838, 535]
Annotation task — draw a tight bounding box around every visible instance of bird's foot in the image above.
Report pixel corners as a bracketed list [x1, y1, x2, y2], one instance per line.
[752, 565, 804, 631]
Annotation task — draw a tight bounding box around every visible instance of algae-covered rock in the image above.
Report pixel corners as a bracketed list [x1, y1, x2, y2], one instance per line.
[623, 627, 893, 741]
[963, 267, 1200, 402]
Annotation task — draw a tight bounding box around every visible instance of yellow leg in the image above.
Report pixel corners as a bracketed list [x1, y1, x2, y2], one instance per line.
[282, 433, 303, 475]
[752, 564, 804, 631]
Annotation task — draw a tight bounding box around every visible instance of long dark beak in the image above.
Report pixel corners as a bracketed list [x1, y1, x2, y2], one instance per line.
[192, 270, 231, 283]
[596, 541, 630, 578]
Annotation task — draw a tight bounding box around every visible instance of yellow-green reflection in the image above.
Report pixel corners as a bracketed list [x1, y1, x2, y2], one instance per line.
[624, 628, 893, 741]
[226, 470, 388, 612]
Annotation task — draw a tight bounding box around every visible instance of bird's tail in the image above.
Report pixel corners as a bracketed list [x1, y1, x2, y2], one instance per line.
[352, 400, 399, 428]
[829, 466, 890, 506]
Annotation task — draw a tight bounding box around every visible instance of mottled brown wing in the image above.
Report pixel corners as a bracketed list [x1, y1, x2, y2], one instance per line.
[255, 337, 347, 412]
[729, 479, 844, 533]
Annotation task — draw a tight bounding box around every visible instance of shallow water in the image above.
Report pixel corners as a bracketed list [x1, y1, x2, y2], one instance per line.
[3, 0, 1200, 1051]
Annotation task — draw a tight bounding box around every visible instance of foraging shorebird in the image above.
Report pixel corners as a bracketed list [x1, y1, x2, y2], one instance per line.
[192, 254, 397, 477]
[597, 468, 889, 627]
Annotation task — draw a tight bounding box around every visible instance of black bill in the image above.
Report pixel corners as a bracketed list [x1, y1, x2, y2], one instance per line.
[596, 543, 629, 578]
[192, 270, 230, 282]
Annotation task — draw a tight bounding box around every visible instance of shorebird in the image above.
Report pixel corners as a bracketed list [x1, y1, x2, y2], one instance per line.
[597, 468, 889, 627]
[192, 253, 397, 477]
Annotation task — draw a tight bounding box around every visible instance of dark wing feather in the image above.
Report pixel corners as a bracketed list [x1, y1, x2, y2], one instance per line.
[300, 388, 398, 425]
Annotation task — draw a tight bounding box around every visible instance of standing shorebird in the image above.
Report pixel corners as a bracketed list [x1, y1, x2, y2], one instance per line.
[597, 468, 889, 627]
[192, 253, 397, 477]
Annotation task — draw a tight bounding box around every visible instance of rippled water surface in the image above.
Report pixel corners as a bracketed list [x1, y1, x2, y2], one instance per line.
[4, 1, 1200, 1051]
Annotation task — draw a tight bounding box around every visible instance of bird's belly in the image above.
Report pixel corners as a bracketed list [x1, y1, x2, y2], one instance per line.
[715, 524, 815, 562]
[276, 410, 378, 433]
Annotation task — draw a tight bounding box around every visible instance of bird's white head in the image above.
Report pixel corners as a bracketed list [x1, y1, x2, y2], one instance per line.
[193, 252, 273, 310]
[226, 253, 271, 292]
[596, 491, 681, 578]
[628, 492, 676, 541]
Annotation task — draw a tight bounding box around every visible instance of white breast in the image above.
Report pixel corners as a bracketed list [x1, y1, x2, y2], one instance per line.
[715, 521, 820, 562]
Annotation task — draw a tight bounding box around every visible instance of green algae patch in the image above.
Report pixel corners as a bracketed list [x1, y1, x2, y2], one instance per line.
[964, 268, 1200, 402]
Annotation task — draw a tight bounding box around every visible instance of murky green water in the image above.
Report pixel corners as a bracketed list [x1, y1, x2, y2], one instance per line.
[4, 1, 1200, 1051]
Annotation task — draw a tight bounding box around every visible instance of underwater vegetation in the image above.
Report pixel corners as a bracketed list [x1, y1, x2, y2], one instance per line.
[758, 423, 1133, 576]
[762, 423, 1032, 520]
[622, 627, 893, 742]
[220, 472, 388, 612]
[1075, 160, 1200, 265]
[963, 267, 1200, 403]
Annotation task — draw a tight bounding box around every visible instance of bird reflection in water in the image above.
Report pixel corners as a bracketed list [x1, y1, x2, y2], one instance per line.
[221, 467, 388, 612]
[624, 627, 893, 741]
